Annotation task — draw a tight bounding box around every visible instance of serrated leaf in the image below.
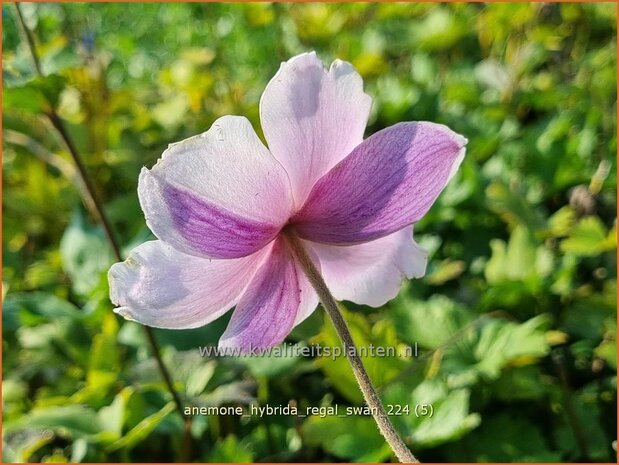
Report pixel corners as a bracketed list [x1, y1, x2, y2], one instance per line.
[561, 216, 616, 256]
[391, 294, 474, 349]
[383, 379, 480, 449]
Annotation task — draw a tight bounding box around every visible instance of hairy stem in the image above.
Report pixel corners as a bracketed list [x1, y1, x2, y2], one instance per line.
[285, 232, 419, 463]
[12, 3, 193, 457]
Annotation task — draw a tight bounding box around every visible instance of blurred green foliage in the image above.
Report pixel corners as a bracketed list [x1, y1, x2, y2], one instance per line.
[2, 2, 617, 463]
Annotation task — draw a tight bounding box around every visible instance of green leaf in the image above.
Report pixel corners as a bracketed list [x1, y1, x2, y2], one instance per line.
[391, 294, 474, 349]
[312, 306, 410, 403]
[382, 379, 480, 449]
[3, 292, 84, 328]
[410, 388, 480, 447]
[302, 415, 392, 462]
[554, 396, 610, 461]
[124, 349, 210, 404]
[98, 387, 134, 440]
[485, 181, 546, 232]
[3, 74, 67, 114]
[2, 429, 54, 462]
[86, 313, 120, 393]
[472, 315, 551, 379]
[2, 85, 47, 113]
[236, 347, 303, 378]
[485, 225, 553, 286]
[419, 314, 552, 387]
[563, 294, 615, 340]
[208, 435, 254, 463]
[412, 8, 468, 51]
[561, 216, 616, 256]
[447, 413, 562, 461]
[240, 422, 298, 460]
[425, 259, 466, 285]
[490, 366, 548, 401]
[4, 405, 102, 439]
[106, 402, 175, 452]
[152, 94, 189, 130]
[594, 338, 617, 370]
[547, 206, 577, 238]
[60, 211, 114, 296]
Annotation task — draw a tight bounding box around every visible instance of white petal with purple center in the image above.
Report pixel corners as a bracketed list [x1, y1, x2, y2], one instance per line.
[139, 115, 293, 259]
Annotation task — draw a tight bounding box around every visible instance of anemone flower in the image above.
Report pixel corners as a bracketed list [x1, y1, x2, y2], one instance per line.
[108, 51, 466, 353]
[109, 51, 466, 463]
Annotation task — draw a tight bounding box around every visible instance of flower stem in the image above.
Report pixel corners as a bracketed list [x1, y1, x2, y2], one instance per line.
[285, 232, 419, 463]
[12, 3, 193, 458]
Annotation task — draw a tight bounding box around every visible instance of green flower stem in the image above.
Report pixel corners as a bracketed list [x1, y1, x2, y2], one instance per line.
[285, 231, 419, 463]
[12, 3, 193, 459]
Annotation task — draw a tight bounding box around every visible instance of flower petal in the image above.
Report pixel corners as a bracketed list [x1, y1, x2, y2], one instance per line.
[305, 226, 427, 308]
[109, 240, 269, 329]
[260, 52, 372, 207]
[293, 122, 466, 245]
[218, 237, 318, 352]
[138, 115, 293, 259]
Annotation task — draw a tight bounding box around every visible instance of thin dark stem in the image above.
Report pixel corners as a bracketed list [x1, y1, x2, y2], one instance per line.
[284, 232, 419, 463]
[46, 112, 123, 259]
[144, 327, 193, 459]
[13, 2, 42, 75]
[13, 3, 192, 457]
[552, 349, 590, 459]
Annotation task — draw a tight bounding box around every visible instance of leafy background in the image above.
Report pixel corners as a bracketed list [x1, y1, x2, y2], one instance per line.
[2, 2, 617, 463]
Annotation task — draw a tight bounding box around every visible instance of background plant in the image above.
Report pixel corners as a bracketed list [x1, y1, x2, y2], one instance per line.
[2, 2, 617, 462]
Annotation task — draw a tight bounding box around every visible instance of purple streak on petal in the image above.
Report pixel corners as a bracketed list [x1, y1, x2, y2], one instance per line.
[292, 122, 466, 245]
[161, 179, 281, 259]
[218, 237, 302, 353]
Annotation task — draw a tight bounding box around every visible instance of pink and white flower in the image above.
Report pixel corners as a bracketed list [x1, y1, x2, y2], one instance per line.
[108, 52, 467, 352]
